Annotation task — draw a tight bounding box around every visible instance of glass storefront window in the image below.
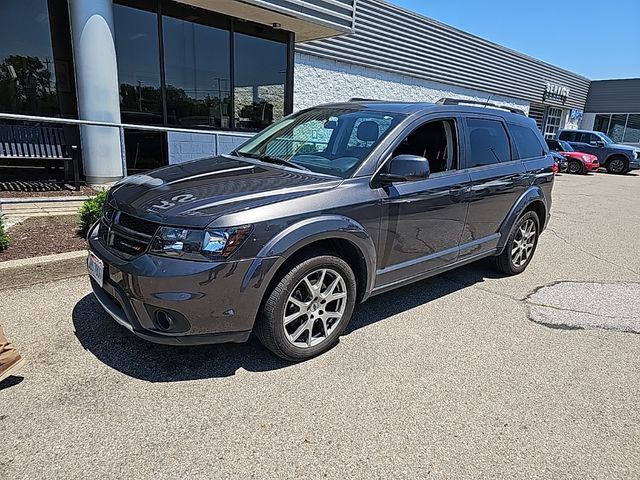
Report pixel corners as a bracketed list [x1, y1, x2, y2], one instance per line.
[163, 16, 231, 129]
[0, 0, 76, 117]
[234, 33, 286, 131]
[593, 114, 610, 134]
[112, 1, 291, 132]
[623, 115, 640, 144]
[114, 4, 163, 124]
[607, 114, 627, 143]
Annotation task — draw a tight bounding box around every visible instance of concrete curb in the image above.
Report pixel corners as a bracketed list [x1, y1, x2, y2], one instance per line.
[0, 250, 87, 290]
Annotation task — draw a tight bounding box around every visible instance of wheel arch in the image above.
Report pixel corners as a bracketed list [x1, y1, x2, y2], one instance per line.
[496, 188, 548, 253]
[242, 215, 377, 307]
[605, 153, 629, 169]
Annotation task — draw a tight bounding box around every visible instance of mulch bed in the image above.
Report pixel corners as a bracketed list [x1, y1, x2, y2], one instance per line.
[0, 215, 86, 262]
[0, 183, 99, 198]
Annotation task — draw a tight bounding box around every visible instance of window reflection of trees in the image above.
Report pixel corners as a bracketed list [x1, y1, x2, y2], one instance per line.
[0, 55, 58, 115]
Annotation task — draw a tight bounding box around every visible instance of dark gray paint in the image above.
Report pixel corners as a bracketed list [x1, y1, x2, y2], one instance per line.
[585, 79, 640, 113]
[297, 0, 590, 109]
[88, 102, 554, 346]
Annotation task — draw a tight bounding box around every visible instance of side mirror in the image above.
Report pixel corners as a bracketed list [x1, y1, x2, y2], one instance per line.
[379, 154, 430, 185]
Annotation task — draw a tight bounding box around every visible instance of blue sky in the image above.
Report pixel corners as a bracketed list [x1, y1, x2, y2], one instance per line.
[391, 0, 640, 80]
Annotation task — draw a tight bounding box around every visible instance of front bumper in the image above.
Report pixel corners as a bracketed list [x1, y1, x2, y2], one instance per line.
[629, 160, 640, 171]
[87, 224, 279, 346]
[585, 162, 600, 171]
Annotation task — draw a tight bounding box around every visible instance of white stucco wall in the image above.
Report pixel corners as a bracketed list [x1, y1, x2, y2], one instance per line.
[581, 113, 597, 131]
[167, 131, 252, 165]
[294, 53, 530, 114]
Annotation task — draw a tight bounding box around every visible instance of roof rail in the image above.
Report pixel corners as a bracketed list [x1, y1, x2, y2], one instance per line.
[348, 97, 386, 102]
[436, 97, 526, 115]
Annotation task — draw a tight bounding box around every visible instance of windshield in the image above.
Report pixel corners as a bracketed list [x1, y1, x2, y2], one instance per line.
[235, 107, 405, 178]
[559, 140, 574, 152]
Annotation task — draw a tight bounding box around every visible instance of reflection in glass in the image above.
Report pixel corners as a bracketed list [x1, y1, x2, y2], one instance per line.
[234, 33, 286, 131]
[163, 16, 230, 128]
[0, 0, 74, 116]
[607, 114, 627, 143]
[623, 115, 640, 144]
[114, 4, 162, 124]
[593, 114, 610, 134]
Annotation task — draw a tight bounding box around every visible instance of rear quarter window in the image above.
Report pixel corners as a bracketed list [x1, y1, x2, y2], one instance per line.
[509, 124, 546, 159]
[466, 118, 511, 168]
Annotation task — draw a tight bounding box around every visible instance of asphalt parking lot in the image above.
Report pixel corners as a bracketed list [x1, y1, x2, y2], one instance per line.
[1, 173, 639, 479]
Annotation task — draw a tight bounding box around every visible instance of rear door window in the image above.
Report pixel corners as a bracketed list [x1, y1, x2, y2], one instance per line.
[559, 131, 576, 141]
[509, 124, 546, 159]
[466, 118, 511, 168]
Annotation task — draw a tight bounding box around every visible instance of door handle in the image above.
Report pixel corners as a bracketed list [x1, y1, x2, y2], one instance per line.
[449, 185, 467, 194]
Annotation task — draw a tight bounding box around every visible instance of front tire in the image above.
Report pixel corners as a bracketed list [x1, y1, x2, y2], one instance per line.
[606, 156, 628, 174]
[567, 160, 583, 174]
[493, 211, 540, 275]
[254, 250, 357, 361]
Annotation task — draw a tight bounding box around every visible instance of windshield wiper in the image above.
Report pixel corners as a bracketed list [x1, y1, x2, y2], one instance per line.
[239, 152, 311, 172]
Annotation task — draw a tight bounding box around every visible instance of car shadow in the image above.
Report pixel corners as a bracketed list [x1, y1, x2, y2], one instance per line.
[72, 262, 500, 382]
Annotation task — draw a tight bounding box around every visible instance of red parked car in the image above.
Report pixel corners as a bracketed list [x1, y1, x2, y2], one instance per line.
[546, 139, 599, 174]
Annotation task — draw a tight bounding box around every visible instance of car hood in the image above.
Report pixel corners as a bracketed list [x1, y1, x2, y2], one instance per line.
[609, 143, 639, 153]
[564, 151, 597, 161]
[108, 155, 341, 228]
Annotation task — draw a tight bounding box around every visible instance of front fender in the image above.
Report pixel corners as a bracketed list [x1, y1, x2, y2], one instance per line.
[496, 186, 549, 253]
[241, 215, 377, 299]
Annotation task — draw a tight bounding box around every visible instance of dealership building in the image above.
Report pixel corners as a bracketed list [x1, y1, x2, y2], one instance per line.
[0, 0, 636, 185]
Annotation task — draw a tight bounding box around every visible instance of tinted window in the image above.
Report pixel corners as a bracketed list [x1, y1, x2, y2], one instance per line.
[510, 124, 545, 159]
[0, 0, 76, 117]
[163, 15, 231, 128]
[234, 33, 286, 131]
[608, 114, 627, 143]
[559, 131, 577, 141]
[623, 115, 640, 143]
[467, 118, 511, 168]
[546, 139, 560, 151]
[114, 4, 162, 124]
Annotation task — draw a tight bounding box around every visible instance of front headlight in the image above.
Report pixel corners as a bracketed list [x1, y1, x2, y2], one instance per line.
[634, 150, 639, 160]
[149, 225, 252, 261]
[582, 155, 590, 161]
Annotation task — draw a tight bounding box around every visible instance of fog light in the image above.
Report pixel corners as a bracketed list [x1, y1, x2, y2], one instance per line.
[155, 311, 174, 331]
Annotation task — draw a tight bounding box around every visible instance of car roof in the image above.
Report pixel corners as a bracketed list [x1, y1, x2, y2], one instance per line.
[314, 101, 531, 123]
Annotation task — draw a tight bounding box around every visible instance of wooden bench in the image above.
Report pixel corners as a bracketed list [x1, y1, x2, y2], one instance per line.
[0, 124, 80, 190]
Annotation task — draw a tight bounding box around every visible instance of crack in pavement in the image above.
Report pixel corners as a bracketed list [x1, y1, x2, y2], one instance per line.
[546, 227, 640, 278]
[526, 300, 638, 321]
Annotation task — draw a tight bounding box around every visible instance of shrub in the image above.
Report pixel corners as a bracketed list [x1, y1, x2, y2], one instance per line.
[79, 190, 108, 234]
[0, 215, 8, 251]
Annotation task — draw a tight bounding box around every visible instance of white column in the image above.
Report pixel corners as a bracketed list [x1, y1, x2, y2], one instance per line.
[69, 0, 123, 185]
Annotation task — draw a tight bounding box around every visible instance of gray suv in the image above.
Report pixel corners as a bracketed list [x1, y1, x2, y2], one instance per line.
[87, 101, 554, 361]
[557, 129, 640, 174]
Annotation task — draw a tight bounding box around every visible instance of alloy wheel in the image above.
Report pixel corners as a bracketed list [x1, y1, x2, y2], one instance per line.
[511, 218, 537, 268]
[609, 158, 626, 174]
[568, 161, 581, 174]
[283, 268, 347, 348]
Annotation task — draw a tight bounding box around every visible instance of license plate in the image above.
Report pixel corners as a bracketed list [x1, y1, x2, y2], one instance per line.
[88, 252, 104, 288]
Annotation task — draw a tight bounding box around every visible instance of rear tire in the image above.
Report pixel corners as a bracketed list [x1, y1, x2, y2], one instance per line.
[606, 156, 628, 174]
[254, 249, 357, 362]
[492, 211, 540, 275]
